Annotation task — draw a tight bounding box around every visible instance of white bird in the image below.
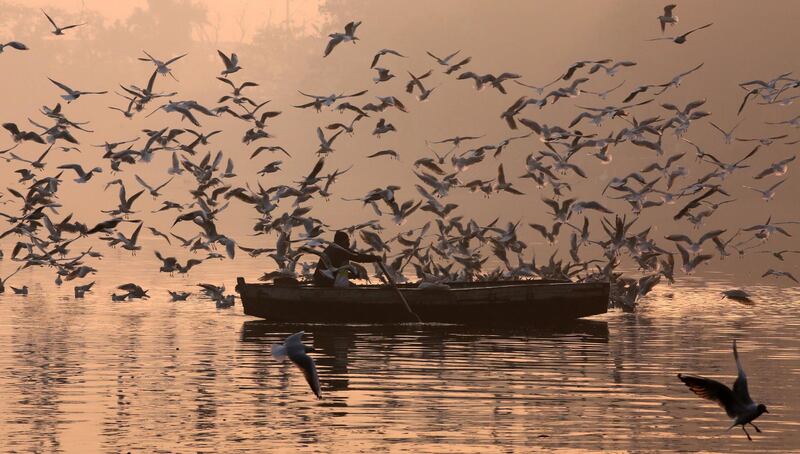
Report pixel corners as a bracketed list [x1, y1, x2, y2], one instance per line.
[657, 4, 678, 32]
[271, 331, 322, 399]
[678, 340, 768, 441]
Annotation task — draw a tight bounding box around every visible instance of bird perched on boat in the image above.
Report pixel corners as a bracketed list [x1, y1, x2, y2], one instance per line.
[678, 340, 768, 441]
[324, 20, 361, 57]
[42, 9, 86, 35]
[272, 331, 322, 399]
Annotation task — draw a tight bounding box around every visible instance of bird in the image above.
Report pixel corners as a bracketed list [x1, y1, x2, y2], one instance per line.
[48, 78, 107, 103]
[721, 289, 753, 304]
[217, 50, 242, 77]
[658, 4, 679, 32]
[370, 48, 405, 68]
[743, 179, 787, 202]
[0, 41, 28, 53]
[324, 20, 361, 57]
[271, 331, 322, 399]
[168, 290, 191, 301]
[678, 340, 768, 441]
[57, 164, 103, 183]
[135, 175, 174, 198]
[11, 285, 28, 295]
[74, 281, 95, 298]
[42, 9, 86, 35]
[647, 23, 713, 44]
[762, 269, 799, 283]
[708, 120, 742, 145]
[138, 50, 188, 81]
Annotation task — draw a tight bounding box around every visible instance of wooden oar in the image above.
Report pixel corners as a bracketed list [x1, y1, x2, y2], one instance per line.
[378, 261, 422, 323]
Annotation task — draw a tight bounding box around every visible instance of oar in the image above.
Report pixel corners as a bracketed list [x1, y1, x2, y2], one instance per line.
[378, 261, 422, 323]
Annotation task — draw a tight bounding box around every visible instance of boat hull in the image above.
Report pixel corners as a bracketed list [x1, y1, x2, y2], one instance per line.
[235, 278, 609, 325]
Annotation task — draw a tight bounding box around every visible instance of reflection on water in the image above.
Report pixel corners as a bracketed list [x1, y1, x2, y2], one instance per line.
[0, 262, 799, 452]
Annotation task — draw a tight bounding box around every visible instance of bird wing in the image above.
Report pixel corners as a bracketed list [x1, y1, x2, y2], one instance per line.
[731, 340, 753, 405]
[217, 50, 232, 67]
[48, 78, 73, 94]
[678, 374, 740, 419]
[135, 175, 153, 191]
[291, 352, 322, 399]
[323, 35, 343, 57]
[42, 9, 58, 29]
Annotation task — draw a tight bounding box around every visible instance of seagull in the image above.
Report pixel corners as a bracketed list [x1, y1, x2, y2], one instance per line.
[217, 50, 242, 77]
[11, 285, 28, 295]
[57, 163, 103, 183]
[316, 127, 343, 154]
[721, 289, 753, 304]
[48, 78, 107, 103]
[42, 9, 86, 35]
[494, 164, 524, 195]
[762, 269, 799, 283]
[0, 266, 22, 293]
[74, 281, 95, 298]
[324, 20, 361, 57]
[658, 4, 679, 32]
[370, 48, 405, 68]
[135, 175, 174, 198]
[678, 340, 768, 441]
[168, 290, 191, 301]
[743, 179, 787, 202]
[426, 49, 461, 66]
[707, 120, 742, 145]
[138, 50, 188, 81]
[272, 331, 321, 399]
[647, 23, 713, 44]
[0, 41, 28, 53]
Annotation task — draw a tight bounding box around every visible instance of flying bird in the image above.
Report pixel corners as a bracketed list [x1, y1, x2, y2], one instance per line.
[678, 340, 768, 441]
[324, 21, 361, 57]
[42, 9, 86, 35]
[272, 331, 322, 399]
[647, 23, 713, 44]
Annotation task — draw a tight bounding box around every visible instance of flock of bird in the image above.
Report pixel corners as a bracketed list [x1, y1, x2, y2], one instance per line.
[0, 5, 793, 437]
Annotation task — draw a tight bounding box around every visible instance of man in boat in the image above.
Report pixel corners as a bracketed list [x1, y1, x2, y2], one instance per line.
[312, 231, 381, 287]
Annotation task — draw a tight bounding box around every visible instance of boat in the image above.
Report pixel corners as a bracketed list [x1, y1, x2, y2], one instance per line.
[235, 277, 609, 325]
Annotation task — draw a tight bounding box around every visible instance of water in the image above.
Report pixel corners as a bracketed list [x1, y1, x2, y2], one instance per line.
[1, 259, 799, 452]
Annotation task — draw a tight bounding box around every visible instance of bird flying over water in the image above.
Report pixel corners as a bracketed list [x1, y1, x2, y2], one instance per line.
[272, 331, 322, 399]
[678, 340, 768, 441]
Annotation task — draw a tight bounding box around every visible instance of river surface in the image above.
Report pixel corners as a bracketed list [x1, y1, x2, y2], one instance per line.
[0, 257, 799, 453]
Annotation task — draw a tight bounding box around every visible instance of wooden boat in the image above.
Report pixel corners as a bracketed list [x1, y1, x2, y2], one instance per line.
[235, 277, 609, 325]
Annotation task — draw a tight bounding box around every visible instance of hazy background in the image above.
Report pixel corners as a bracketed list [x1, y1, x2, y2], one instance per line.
[1, 0, 799, 279]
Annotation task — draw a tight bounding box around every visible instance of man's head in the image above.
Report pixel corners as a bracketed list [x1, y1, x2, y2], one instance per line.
[333, 231, 350, 248]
